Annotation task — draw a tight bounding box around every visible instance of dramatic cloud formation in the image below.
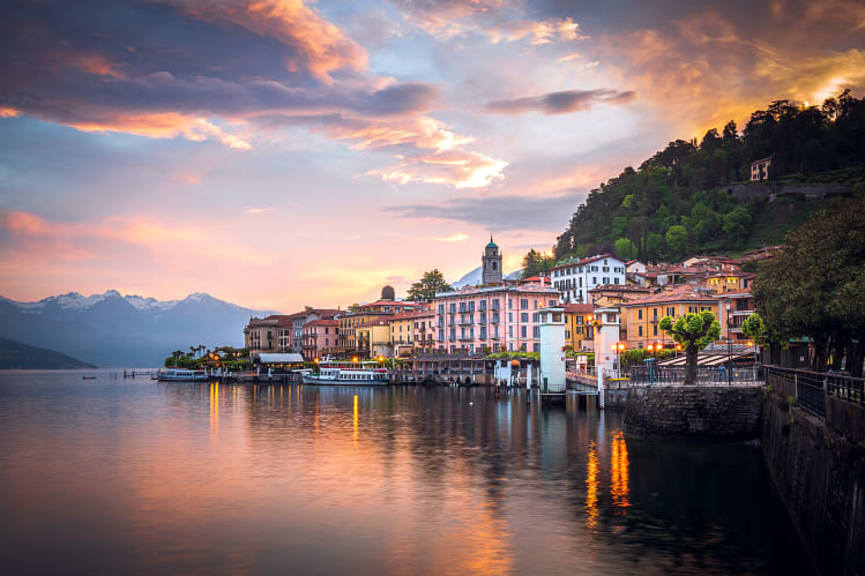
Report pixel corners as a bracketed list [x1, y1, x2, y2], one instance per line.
[1, 0, 864, 310]
[385, 191, 585, 232]
[486, 89, 636, 115]
[392, 0, 587, 44]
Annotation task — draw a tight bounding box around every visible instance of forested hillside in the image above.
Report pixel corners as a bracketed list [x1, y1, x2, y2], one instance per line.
[551, 91, 865, 263]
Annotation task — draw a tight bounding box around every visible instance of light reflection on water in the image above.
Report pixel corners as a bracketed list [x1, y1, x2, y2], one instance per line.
[0, 371, 811, 575]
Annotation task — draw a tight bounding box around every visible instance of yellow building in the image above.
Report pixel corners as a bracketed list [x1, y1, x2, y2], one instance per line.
[621, 285, 720, 349]
[706, 272, 754, 294]
[564, 303, 594, 351]
[390, 309, 435, 357]
[356, 319, 393, 359]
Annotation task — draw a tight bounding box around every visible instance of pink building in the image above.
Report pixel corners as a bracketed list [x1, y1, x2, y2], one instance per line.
[433, 283, 559, 354]
[302, 319, 339, 360]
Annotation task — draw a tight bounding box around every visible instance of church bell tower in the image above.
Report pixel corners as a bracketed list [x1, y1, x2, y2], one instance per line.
[482, 236, 503, 285]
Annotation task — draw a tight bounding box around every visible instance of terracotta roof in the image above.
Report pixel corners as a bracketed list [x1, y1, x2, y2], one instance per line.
[622, 284, 719, 306]
[305, 319, 338, 327]
[391, 309, 434, 321]
[360, 299, 418, 309]
[712, 289, 753, 297]
[590, 284, 651, 293]
[563, 303, 593, 314]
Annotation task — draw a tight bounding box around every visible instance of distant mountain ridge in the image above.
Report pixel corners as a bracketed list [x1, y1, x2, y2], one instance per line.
[0, 337, 96, 369]
[0, 291, 274, 368]
[451, 267, 521, 289]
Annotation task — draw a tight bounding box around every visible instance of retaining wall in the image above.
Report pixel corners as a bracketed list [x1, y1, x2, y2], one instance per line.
[762, 391, 865, 576]
[621, 386, 763, 438]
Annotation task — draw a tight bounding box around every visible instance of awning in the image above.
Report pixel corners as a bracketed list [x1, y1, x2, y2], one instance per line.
[257, 353, 304, 364]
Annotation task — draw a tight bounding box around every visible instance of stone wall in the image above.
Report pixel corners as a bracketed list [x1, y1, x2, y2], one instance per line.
[622, 386, 764, 438]
[762, 391, 865, 576]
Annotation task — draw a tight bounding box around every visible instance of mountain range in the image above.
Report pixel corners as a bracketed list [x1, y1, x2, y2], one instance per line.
[0, 291, 273, 368]
[450, 267, 521, 289]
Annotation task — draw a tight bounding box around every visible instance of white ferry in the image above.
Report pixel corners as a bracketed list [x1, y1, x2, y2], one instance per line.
[156, 368, 208, 382]
[302, 365, 389, 386]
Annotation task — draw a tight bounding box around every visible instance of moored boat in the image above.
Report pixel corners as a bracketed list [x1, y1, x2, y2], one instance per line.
[301, 365, 389, 386]
[156, 368, 208, 382]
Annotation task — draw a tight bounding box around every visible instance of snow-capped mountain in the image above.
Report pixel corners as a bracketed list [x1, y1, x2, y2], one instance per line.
[451, 267, 522, 289]
[0, 291, 274, 368]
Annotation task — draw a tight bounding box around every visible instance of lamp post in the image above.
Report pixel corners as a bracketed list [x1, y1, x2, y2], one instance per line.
[726, 302, 733, 386]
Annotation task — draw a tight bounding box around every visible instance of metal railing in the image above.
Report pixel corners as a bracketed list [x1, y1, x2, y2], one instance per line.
[623, 365, 763, 385]
[765, 366, 865, 418]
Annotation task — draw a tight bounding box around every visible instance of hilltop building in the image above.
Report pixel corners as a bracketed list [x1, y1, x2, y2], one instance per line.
[550, 254, 626, 304]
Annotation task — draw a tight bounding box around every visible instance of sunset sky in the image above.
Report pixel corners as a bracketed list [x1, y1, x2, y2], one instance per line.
[2, 0, 864, 311]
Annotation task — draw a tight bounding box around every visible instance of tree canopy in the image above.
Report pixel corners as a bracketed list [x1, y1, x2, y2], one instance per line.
[407, 269, 453, 301]
[521, 249, 556, 278]
[546, 92, 865, 264]
[660, 311, 721, 384]
[753, 195, 865, 374]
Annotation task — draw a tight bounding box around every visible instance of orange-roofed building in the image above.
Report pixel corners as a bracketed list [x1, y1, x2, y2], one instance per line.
[391, 309, 435, 356]
[621, 284, 721, 349]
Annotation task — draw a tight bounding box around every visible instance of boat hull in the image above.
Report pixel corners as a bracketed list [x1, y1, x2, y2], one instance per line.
[301, 375, 389, 386]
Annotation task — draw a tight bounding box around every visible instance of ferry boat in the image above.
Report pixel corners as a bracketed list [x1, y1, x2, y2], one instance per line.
[301, 365, 389, 386]
[156, 368, 208, 382]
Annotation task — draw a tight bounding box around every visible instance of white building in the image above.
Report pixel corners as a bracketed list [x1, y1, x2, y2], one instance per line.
[550, 254, 627, 304]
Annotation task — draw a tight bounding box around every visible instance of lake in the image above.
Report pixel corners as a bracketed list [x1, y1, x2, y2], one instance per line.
[0, 370, 811, 575]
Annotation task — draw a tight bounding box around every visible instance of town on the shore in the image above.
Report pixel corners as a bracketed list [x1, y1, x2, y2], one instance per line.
[240, 236, 780, 382]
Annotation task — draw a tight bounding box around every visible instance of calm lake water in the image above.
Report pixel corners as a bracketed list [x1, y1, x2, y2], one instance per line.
[0, 370, 811, 575]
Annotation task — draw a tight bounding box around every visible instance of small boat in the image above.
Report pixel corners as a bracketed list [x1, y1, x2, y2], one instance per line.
[82, 376, 97, 380]
[156, 368, 208, 382]
[302, 365, 389, 386]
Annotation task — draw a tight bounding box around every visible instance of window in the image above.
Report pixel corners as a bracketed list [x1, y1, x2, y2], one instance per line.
[638, 326, 643, 336]
[533, 343, 540, 352]
[521, 312, 528, 322]
[532, 313, 539, 322]
[532, 326, 539, 338]
[521, 326, 527, 338]
[520, 298, 528, 308]
[653, 325, 658, 336]
[638, 309, 643, 319]
[480, 326, 486, 338]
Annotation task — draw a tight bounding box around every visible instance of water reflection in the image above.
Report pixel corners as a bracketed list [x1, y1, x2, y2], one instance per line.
[0, 373, 811, 575]
[586, 441, 600, 530]
[610, 430, 630, 511]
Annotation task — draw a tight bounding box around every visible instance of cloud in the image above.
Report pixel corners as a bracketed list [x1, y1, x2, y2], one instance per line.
[594, 5, 865, 133]
[0, 0, 501, 189]
[384, 191, 585, 232]
[163, 0, 368, 83]
[436, 233, 470, 242]
[392, 1, 587, 45]
[486, 89, 636, 115]
[369, 149, 508, 189]
[245, 207, 274, 215]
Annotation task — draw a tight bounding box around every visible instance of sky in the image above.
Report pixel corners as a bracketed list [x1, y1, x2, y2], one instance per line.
[1, 0, 864, 312]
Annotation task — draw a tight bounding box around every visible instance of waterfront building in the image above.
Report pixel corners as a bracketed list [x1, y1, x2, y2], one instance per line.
[482, 237, 503, 285]
[621, 284, 720, 349]
[302, 319, 339, 360]
[356, 319, 393, 359]
[287, 309, 340, 353]
[714, 289, 757, 342]
[244, 314, 296, 355]
[337, 286, 422, 354]
[391, 309, 435, 357]
[563, 303, 594, 351]
[550, 254, 626, 304]
[433, 282, 559, 354]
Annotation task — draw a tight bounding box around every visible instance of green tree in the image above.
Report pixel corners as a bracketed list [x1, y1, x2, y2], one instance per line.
[754, 196, 865, 372]
[741, 313, 767, 347]
[660, 311, 721, 385]
[665, 225, 689, 259]
[722, 205, 752, 247]
[407, 269, 453, 301]
[521, 249, 556, 278]
[614, 237, 636, 260]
